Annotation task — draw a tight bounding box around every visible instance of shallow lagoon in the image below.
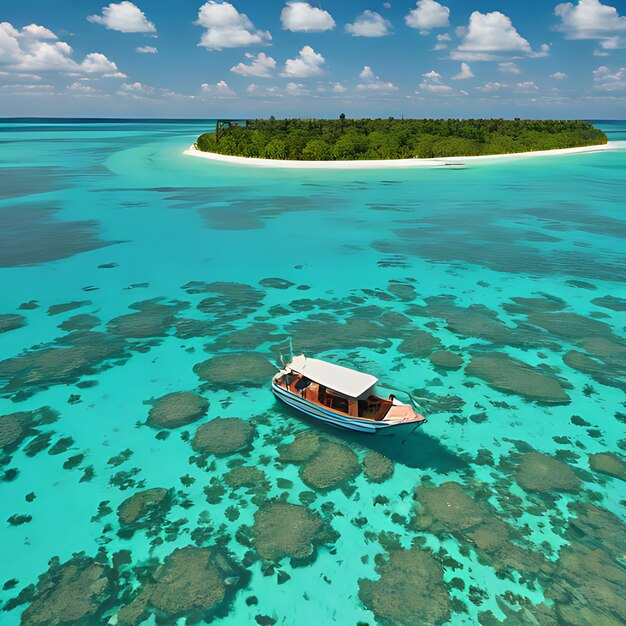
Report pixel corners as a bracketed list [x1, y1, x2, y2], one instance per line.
[0, 119, 625, 625]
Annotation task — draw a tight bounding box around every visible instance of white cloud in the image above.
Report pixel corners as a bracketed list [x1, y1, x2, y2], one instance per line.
[201, 79, 237, 97]
[0, 82, 56, 96]
[0, 22, 122, 74]
[136, 46, 157, 54]
[452, 11, 548, 60]
[281, 2, 335, 32]
[117, 81, 191, 100]
[230, 52, 276, 77]
[555, 0, 626, 41]
[405, 0, 450, 33]
[119, 81, 154, 95]
[593, 64, 626, 89]
[0, 71, 42, 80]
[356, 82, 397, 92]
[550, 71, 567, 79]
[281, 45, 325, 77]
[515, 81, 538, 91]
[356, 65, 397, 91]
[246, 83, 282, 97]
[345, 11, 392, 37]
[598, 36, 622, 49]
[593, 35, 624, 54]
[21, 24, 57, 39]
[433, 32, 451, 49]
[476, 81, 507, 92]
[331, 82, 347, 93]
[87, 2, 156, 33]
[245, 83, 312, 97]
[68, 81, 98, 93]
[418, 69, 453, 93]
[498, 61, 521, 73]
[195, 2, 272, 50]
[80, 53, 119, 73]
[452, 62, 474, 79]
[359, 66, 375, 81]
[285, 81, 309, 96]
[1, 83, 53, 90]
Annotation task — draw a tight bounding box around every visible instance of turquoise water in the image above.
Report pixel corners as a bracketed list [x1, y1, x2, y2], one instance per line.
[0, 119, 625, 626]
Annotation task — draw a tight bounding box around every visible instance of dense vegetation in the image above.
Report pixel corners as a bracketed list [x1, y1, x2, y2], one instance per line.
[195, 116, 607, 161]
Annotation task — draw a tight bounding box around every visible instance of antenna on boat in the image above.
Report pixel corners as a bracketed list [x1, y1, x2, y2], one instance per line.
[278, 336, 294, 368]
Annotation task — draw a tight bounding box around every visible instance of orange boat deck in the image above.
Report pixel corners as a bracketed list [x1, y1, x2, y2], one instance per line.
[275, 374, 397, 423]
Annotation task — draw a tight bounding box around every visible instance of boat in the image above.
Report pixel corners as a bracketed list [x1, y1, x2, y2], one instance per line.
[272, 354, 426, 434]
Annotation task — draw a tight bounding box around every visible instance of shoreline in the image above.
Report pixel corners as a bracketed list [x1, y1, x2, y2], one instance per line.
[183, 141, 623, 170]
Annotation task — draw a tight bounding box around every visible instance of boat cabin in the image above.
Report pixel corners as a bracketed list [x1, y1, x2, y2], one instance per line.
[274, 355, 410, 422]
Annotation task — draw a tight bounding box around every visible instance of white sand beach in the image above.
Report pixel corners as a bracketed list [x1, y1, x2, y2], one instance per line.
[183, 141, 625, 170]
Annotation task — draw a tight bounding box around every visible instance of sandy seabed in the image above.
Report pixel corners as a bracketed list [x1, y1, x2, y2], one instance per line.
[183, 141, 625, 170]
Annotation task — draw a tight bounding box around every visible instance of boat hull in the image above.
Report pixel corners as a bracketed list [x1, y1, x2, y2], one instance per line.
[272, 381, 423, 434]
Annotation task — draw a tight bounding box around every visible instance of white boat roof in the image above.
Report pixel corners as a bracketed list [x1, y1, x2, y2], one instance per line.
[286, 355, 378, 398]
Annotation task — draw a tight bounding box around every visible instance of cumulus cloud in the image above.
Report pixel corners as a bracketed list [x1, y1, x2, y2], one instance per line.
[356, 65, 397, 91]
[593, 64, 626, 89]
[195, 2, 271, 50]
[246, 83, 282, 97]
[550, 71, 568, 79]
[230, 52, 276, 77]
[119, 81, 153, 95]
[285, 81, 309, 96]
[433, 32, 451, 50]
[0, 22, 123, 74]
[452, 62, 474, 79]
[281, 45, 325, 77]
[80, 52, 120, 73]
[136, 46, 157, 53]
[405, 0, 450, 33]
[359, 66, 375, 81]
[498, 61, 521, 73]
[555, 0, 626, 41]
[201, 79, 237, 97]
[331, 82, 347, 93]
[20, 24, 57, 39]
[515, 81, 538, 91]
[88, 2, 156, 33]
[345, 11, 392, 37]
[598, 36, 622, 49]
[280, 2, 335, 32]
[418, 69, 453, 93]
[476, 81, 507, 92]
[116, 81, 190, 100]
[68, 81, 98, 93]
[451, 11, 548, 60]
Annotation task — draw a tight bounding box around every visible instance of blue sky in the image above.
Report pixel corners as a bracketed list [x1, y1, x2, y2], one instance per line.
[1, 0, 625, 118]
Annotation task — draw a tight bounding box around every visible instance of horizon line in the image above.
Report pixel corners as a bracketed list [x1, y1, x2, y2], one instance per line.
[0, 116, 625, 122]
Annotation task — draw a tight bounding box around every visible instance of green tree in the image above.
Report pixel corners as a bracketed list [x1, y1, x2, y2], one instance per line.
[262, 139, 286, 159]
[302, 139, 332, 160]
[333, 133, 368, 160]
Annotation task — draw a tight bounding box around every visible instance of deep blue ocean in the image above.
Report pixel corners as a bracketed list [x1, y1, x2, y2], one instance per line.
[0, 119, 624, 626]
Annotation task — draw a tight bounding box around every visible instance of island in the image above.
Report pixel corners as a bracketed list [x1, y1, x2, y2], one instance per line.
[192, 116, 608, 162]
